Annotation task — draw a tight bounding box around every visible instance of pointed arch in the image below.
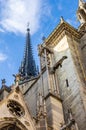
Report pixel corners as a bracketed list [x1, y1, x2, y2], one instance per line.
[0, 117, 28, 130]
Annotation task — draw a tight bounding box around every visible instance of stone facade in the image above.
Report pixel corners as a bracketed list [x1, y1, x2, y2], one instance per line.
[0, 1, 86, 130]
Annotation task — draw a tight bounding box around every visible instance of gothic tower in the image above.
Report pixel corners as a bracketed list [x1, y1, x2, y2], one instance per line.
[19, 27, 38, 79]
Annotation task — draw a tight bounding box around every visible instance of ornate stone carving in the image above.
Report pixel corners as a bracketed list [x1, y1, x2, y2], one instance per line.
[7, 100, 25, 117]
[1, 124, 21, 130]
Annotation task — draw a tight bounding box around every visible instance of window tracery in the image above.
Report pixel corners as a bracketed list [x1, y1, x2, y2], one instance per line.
[1, 124, 21, 130]
[7, 100, 25, 117]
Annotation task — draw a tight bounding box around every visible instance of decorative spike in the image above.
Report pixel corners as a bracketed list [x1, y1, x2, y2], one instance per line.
[42, 36, 46, 41]
[60, 16, 64, 23]
[36, 65, 39, 75]
[44, 99, 47, 115]
[39, 92, 43, 106]
[27, 22, 30, 31]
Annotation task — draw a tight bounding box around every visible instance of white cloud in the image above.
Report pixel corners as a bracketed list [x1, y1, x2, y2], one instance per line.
[0, 28, 5, 32]
[0, 0, 42, 35]
[0, 53, 7, 61]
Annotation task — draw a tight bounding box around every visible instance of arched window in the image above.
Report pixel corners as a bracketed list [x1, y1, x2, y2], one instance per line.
[1, 124, 21, 130]
[0, 118, 28, 130]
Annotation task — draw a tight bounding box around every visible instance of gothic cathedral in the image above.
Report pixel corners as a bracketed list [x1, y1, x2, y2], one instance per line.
[0, 0, 86, 130]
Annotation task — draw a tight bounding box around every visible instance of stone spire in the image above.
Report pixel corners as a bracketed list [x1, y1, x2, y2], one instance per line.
[77, 0, 86, 24]
[19, 26, 38, 79]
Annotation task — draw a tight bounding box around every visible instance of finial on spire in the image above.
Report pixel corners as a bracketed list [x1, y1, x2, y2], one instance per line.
[60, 16, 64, 23]
[27, 22, 30, 32]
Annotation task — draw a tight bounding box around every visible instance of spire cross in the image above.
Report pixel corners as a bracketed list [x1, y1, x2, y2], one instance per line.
[27, 22, 29, 28]
[27, 22, 30, 32]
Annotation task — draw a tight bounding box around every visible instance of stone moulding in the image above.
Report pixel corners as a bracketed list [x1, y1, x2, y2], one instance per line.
[44, 21, 83, 47]
[0, 117, 28, 130]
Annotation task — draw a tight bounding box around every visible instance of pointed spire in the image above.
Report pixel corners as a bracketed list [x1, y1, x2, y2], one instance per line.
[19, 25, 38, 79]
[27, 22, 30, 32]
[60, 16, 64, 23]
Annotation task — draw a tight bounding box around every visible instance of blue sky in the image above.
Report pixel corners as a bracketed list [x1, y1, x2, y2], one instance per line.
[0, 0, 80, 87]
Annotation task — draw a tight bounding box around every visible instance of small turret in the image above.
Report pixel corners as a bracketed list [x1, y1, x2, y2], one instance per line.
[1, 79, 6, 88]
[0, 79, 11, 100]
[77, 0, 86, 24]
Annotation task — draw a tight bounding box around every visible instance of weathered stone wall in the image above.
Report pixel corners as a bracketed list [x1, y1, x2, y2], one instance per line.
[0, 90, 9, 100]
[45, 95, 64, 130]
[19, 71, 48, 118]
[3, 90, 9, 99]
[80, 33, 86, 75]
[53, 35, 86, 130]
[19, 70, 64, 130]
[20, 78, 40, 118]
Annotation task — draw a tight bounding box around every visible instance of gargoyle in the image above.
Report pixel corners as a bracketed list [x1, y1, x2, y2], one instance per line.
[50, 56, 67, 73]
